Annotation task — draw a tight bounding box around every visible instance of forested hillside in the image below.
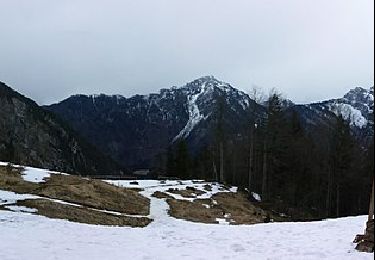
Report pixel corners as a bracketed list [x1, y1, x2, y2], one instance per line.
[168, 91, 374, 219]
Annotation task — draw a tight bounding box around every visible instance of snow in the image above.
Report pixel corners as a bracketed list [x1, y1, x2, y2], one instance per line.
[0, 161, 67, 184]
[215, 218, 230, 225]
[0, 202, 371, 259]
[251, 192, 262, 202]
[0, 190, 38, 206]
[106, 180, 231, 202]
[239, 98, 250, 110]
[173, 84, 206, 141]
[328, 103, 368, 128]
[0, 168, 372, 259]
[4, 205, 37, 213]
[21, 167, 51, 183]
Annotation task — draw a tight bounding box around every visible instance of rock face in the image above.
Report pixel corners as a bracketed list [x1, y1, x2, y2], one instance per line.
[46, 76, 264, 168]
[0, 82, 120, 175]
[316, 86, 373, 129]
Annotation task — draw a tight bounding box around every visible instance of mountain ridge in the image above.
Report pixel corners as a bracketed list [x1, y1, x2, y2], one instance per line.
[45, 76, 373, 169]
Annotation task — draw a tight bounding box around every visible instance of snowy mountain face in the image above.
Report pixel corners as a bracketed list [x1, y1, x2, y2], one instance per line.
[321, 86, 374, 129]
[46, 76, 262, 168]
[289, 86, 374, 146]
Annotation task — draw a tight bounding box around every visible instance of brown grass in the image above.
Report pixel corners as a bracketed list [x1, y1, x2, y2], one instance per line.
[212, 192, 267, 224]
[18, 199, 152, 227]
[151, 191, 172, 199]
[167, 191, 271, 225]
[167, 198, 224, 224]
[0, 166, 39, 194]
[167, 187, 206, 198]
[37, 174, 150, 215]
[0, 165, 152, 226]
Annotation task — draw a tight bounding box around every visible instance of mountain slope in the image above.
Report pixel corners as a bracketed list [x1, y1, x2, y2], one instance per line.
[0, 82, 121, 175]
[294, 86, 374, 142]
[46, 76, 264, 168]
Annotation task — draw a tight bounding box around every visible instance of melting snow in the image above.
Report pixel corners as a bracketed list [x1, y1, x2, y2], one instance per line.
[21, 167, 51, 183]
[0, 164, 372, 260]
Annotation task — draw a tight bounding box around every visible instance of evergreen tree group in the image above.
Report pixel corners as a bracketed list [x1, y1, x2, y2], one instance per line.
[166, 91, 374, 219]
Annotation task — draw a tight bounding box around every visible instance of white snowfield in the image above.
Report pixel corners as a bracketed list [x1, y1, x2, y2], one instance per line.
[0, 166, 373, 260]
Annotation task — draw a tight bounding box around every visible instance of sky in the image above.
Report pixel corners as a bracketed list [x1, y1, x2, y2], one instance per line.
[0, 0, 373, 105]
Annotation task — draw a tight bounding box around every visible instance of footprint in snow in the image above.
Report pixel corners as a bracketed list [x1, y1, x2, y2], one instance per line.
[231, 243, 245, 253]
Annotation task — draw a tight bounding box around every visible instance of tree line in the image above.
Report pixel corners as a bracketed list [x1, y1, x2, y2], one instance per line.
[165, 91, 374, 220]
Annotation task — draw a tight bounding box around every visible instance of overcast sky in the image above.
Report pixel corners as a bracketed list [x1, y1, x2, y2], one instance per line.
[0, 0, 373, 105]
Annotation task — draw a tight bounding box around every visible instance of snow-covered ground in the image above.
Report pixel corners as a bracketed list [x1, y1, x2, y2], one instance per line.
[0, 166, 373, 260]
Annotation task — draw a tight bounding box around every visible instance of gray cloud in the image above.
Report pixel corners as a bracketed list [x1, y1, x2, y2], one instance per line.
[0, 0, 373, 105]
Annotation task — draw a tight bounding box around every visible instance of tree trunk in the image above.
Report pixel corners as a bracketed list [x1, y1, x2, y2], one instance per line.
[262, 140, 268, 200]
[232, 146, 237, 185]
[326, 169, 332, 217]
[336, 183, 340, 217]
[368, 180, 374, 222]
[248, 127, 254, 194]
[212, 161, 218, 182]
[219, 141, 224, 184]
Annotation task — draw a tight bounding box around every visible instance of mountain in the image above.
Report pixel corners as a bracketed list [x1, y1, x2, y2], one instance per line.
[0, 81, 122, 175]
[316, 86, 373, 128]
[293, 86, 374, 142]
[46, 76, 374, 169]
[46, 76, 264, 169]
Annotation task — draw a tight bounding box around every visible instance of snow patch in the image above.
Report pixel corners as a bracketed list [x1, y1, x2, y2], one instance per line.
[328, 103, 368, 128]
[215, 218, 230, 225]
[0, 190, 39, 206]
[251, 192, 262, 202]
[173, 84, 207, 141]
[5, 205, 38, 213]
[21, 167, 51, 183]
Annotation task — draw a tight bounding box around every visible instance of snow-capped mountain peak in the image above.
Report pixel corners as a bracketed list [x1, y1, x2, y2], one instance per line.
[312, 86, 374, 129]
[173, 76, 255, 141]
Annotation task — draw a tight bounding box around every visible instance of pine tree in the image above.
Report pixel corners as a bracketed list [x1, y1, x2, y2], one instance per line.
[166, 146, 175, 177]
[329, 114, 355, 217]
[174, 140, 190, 179]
